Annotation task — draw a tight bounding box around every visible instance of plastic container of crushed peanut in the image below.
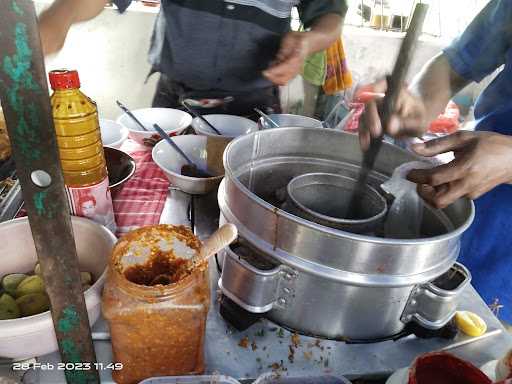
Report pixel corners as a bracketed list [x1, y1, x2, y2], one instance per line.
[139, 375, 241, 384]
[253, 373, 351, 384]
[102, 225, 210, 384]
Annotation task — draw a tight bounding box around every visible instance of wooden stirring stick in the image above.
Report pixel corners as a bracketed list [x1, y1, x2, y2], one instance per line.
[189, 223, 238, 271]
[348, 3, 429, 218]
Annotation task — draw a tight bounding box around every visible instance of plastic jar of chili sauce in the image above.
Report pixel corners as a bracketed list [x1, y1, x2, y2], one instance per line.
[102, 225, 210, 384]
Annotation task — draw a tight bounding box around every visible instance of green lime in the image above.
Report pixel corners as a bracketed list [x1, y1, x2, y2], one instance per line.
[0, 293, 21, 320]
[2, 273, 28, 296]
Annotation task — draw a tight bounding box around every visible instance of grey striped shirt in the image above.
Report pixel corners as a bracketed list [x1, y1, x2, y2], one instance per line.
[115, 0, 347, 91]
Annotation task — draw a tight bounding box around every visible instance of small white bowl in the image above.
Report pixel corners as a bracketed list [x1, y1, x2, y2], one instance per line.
[0, 217, 116, 360]
[152, 135, 230, 195]
[116, 108, 192, 146]
[191, 114, 258, 139]
[100, 119, 128, 149]
[258, 114, 323, 130]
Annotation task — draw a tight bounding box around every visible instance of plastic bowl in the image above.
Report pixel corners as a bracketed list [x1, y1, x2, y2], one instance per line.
[152, 135, 230, 195]
[0, 217, 116, 359]
[99, 119, 129, 149]
[191, 114, 257, 139]
[116, 108, 192, 146]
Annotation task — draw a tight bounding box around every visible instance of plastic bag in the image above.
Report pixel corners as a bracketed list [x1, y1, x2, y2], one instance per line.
[381, 161, 433, 239]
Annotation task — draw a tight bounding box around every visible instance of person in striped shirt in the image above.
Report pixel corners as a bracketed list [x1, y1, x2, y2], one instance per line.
[39, 0, 347, 117]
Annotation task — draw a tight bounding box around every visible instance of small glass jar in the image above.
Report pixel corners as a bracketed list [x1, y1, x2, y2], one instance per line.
[102, 225, 210, 384]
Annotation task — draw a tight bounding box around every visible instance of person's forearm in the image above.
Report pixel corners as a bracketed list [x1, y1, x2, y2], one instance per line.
[410, 53, 470, 124]
[303, 14, 343, 55]
[39, 0, 107, 55]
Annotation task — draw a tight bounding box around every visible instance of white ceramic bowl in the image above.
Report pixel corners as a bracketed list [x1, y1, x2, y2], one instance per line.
[152, 135, 230, 195]
[258, 114, 323, 130]
[191, 114, 258, 139]
[116, 108, 192, 146]
[0, 217, 116, 359]
[99, 119, 128, 149]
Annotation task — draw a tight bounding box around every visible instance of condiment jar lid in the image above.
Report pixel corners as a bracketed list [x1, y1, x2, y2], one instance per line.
[49, 69, 80, 90]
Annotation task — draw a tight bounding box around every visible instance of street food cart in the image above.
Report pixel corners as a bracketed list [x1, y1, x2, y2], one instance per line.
[1, 1, 512, 384]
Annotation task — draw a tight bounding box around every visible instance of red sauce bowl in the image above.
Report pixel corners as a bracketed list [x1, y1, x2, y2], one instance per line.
[408, 352, 492, 384]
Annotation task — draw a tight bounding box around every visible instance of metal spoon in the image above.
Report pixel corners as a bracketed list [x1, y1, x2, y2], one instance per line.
[152, 123, 212, 178]
[254, 108, 280, 128]
[116, 100, 149, 131]
[181, 100, 222, 135]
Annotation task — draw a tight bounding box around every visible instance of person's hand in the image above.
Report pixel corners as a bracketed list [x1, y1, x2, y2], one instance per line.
[359, 78, 427, 150]
[263, 31, 310, 86]
[406, 131, 512, 208]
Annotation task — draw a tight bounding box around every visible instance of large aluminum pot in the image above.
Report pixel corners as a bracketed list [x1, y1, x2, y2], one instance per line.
[218, 128, 474, 340]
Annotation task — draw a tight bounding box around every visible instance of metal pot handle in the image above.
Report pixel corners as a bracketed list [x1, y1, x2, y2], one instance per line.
[218, 247, 297, 314]
[401, 263, 472, 330]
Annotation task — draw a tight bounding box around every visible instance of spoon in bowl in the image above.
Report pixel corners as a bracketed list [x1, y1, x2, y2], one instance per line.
[116, 100, 149, 131]
[254, 108, 280, 128]
[153, 123, 212, 178]
[181, 100, 222, 135]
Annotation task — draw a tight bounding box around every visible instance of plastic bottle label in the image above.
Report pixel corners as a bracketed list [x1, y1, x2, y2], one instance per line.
[66, 177, 117, 234]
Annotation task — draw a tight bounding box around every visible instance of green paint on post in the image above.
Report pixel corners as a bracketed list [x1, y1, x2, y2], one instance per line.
[61, 338, 82, 363]
[0, 21, 42, 167]
[2, 23, 40, 102]
[33, 190, 48, 216]
[12, 1, 23, 16]
[61, 338, 93, 384]
[58, 305, 80, 333]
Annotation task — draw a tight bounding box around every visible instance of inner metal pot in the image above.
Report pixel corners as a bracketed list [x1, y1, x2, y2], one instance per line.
[285, 172, 387, 234]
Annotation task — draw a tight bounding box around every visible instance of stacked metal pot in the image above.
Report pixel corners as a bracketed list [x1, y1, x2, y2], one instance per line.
[218, 128, 474, 341]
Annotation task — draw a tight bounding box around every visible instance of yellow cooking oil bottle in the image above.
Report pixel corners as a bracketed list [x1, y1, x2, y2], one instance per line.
[49, 69, 116, 233]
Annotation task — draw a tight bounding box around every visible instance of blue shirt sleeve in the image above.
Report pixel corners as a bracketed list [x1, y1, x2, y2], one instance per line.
[443, 0, 512, 82]
[113, 0, 132, 13]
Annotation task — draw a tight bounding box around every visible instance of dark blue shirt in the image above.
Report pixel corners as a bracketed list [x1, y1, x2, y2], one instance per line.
[114, 0, 347, 91]
[444, 0, 512, 322]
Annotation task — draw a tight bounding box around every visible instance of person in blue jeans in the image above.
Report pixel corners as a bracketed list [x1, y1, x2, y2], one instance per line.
[360, 0, 512, 325]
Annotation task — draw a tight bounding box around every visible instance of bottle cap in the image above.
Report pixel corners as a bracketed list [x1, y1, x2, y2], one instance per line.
[49, 70, 80, 90]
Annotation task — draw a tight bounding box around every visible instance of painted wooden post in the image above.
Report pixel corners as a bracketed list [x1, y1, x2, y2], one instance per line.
[0, 1, 99, 383]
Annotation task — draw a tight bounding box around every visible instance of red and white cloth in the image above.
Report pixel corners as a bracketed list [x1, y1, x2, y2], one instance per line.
[112, 149, 169, 237]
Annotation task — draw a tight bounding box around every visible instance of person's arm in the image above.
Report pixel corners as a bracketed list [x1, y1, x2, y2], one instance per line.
[302, 13, 344, 54]
[263, 0, 346, 86]
[360, 0, 512, 147]
[359, 53, 469, 149]
[39, 0, 108, 55]
[409, 53, 470, 131]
